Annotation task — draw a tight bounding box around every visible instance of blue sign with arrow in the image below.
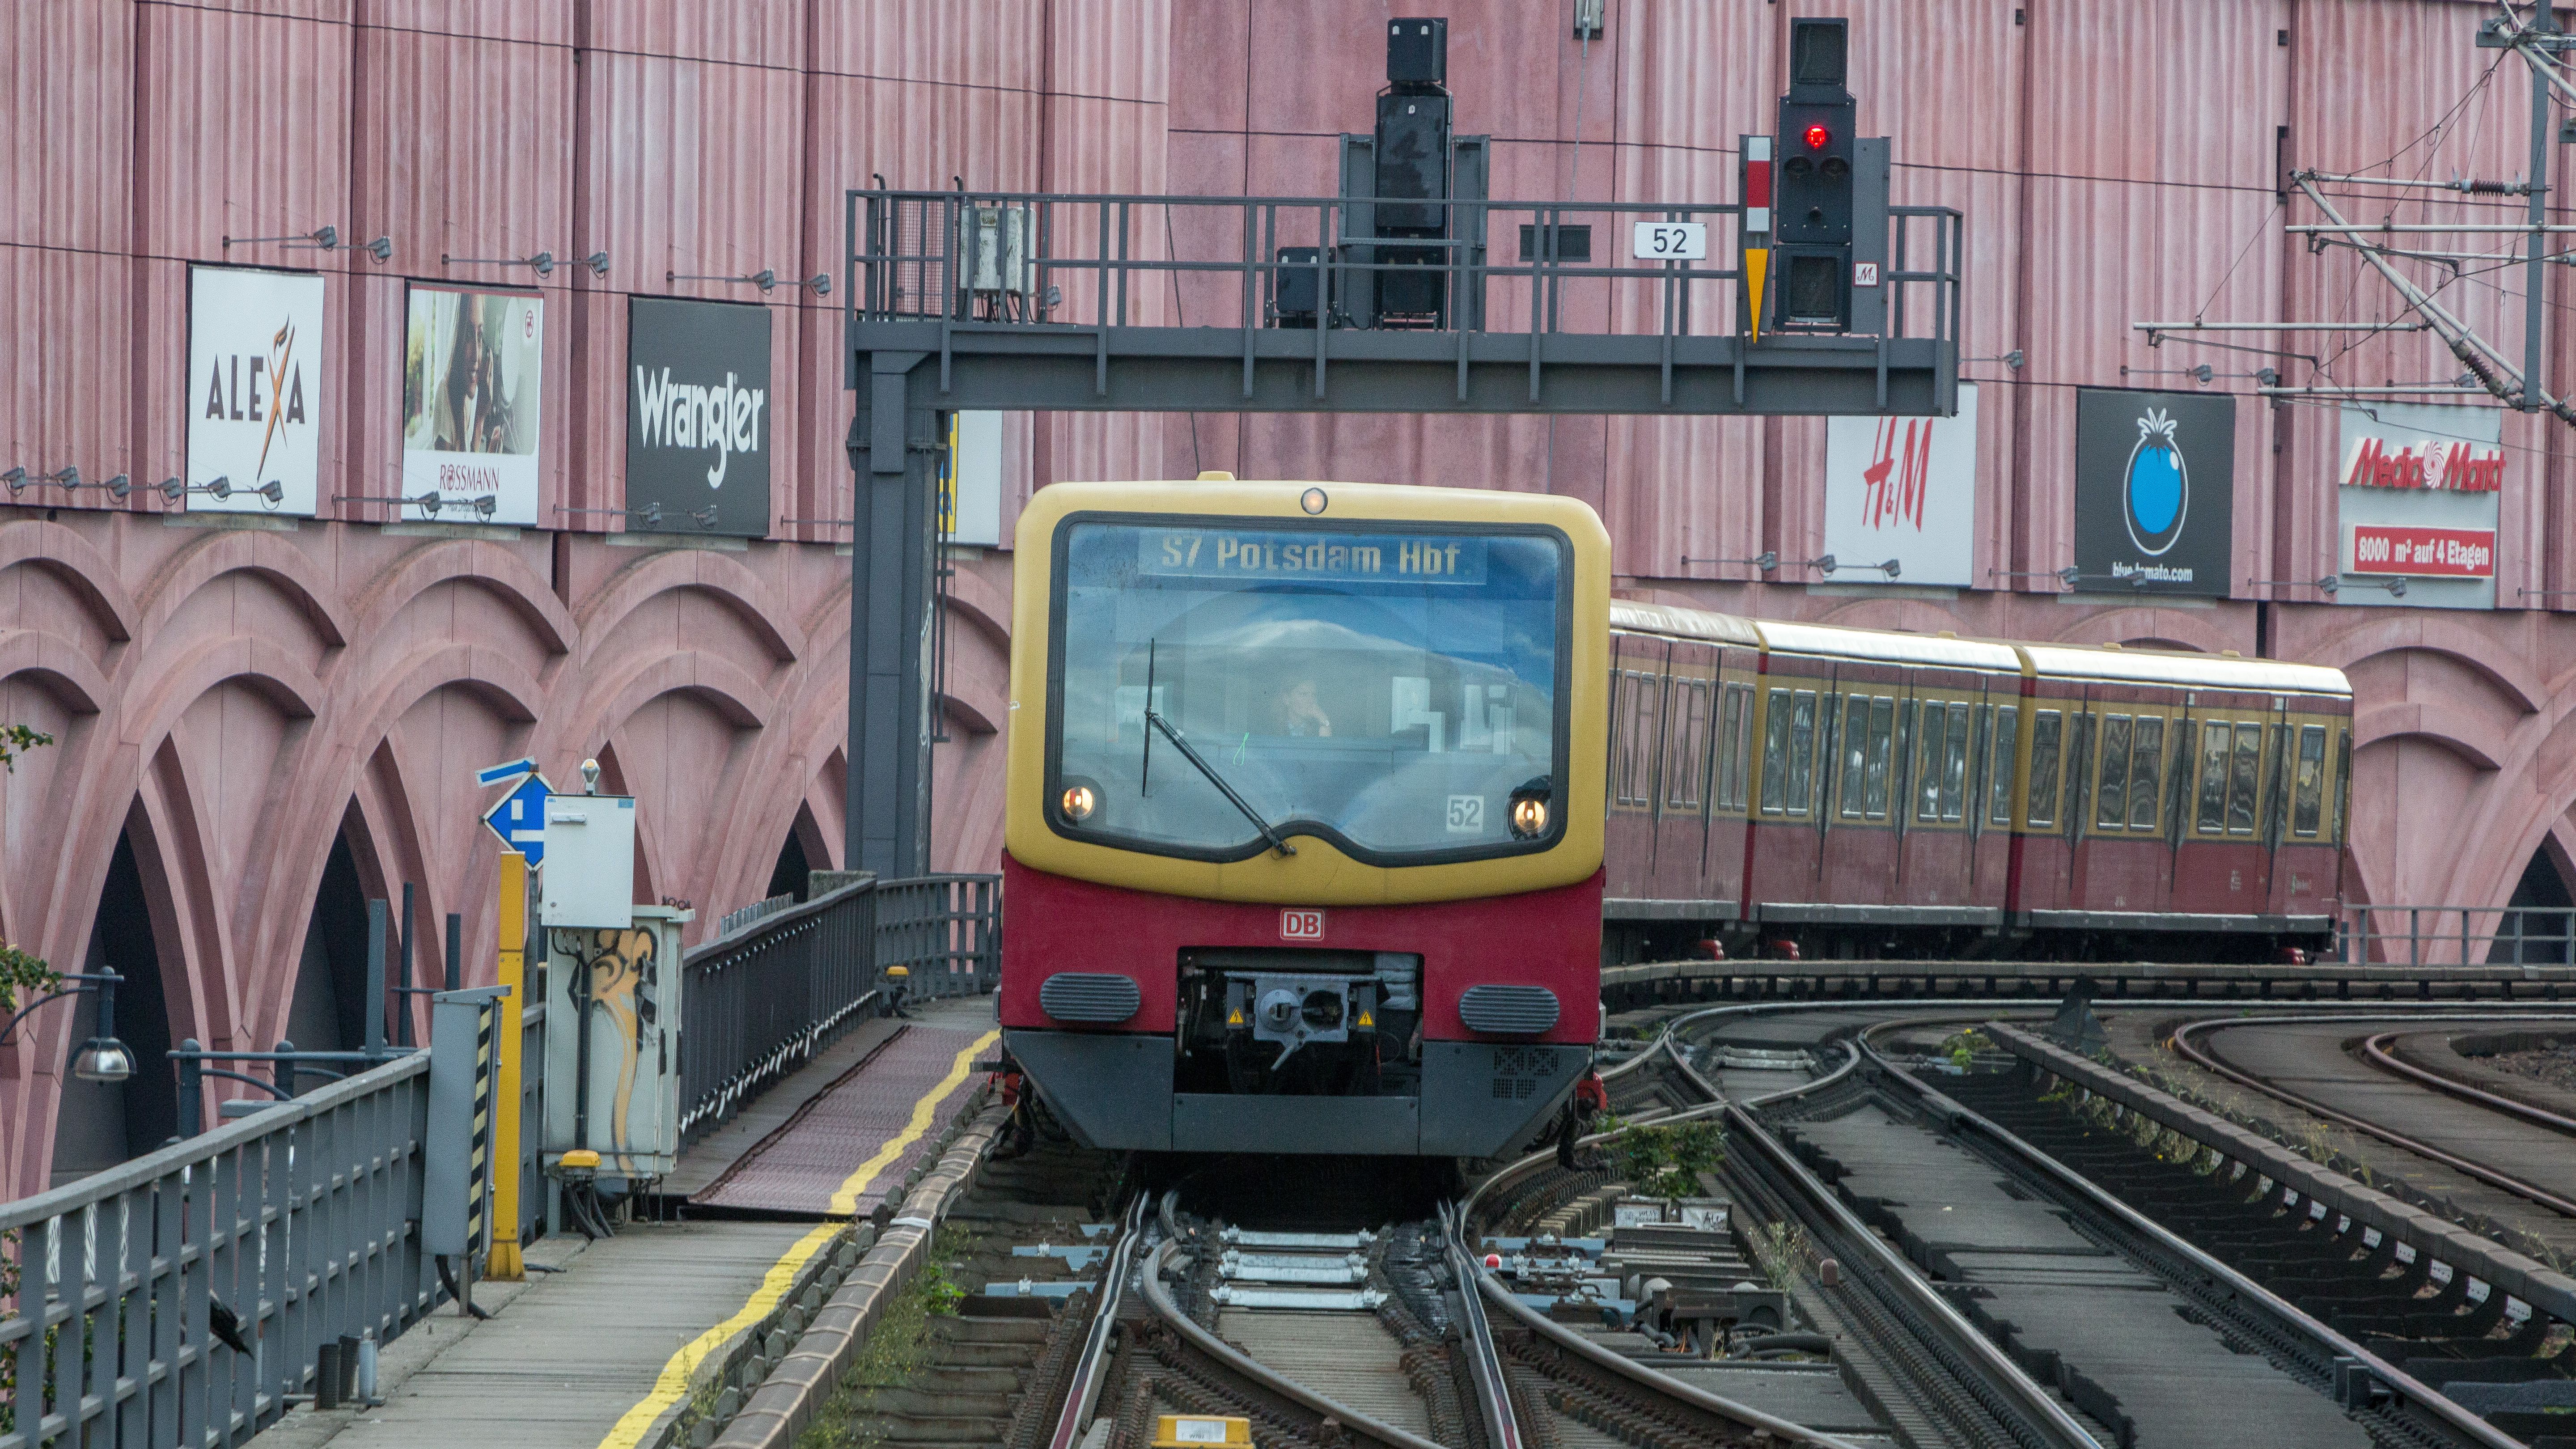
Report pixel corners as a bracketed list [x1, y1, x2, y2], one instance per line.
[479, 767, 554, 865]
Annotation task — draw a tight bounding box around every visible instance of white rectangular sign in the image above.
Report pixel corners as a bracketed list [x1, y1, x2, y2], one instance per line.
[941, 410, 1004, 547]
[187, 266, 326, 516]
[1821, 383, 1980, 588]
[401, 284, 544, 525]
[1631, 222, 1707, 262]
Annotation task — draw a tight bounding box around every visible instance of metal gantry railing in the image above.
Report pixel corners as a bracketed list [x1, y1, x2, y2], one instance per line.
[847, 189, 1964, 411]
[875, 874, 1001, 1002]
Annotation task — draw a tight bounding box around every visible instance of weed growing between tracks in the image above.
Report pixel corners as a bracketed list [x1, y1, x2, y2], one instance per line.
[796, 1224, 975, 1449]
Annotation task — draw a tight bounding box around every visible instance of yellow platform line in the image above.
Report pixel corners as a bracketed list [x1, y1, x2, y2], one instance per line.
[595, 1028, 999, 1449]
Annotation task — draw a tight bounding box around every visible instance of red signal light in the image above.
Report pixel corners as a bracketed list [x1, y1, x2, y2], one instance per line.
[1803, 122, 1830, 151]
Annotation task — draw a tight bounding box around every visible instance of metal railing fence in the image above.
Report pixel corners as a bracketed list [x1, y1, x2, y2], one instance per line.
[678, 875, 881, 1147]
[2341, 903, 2576, 968]
[1, 1052, 433, 1449]
[718, 892, 796, 937]
[876, 874, 1001, 1001]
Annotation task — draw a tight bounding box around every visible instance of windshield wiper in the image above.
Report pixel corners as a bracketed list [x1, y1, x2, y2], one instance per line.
[1142, 710, 1296, 857]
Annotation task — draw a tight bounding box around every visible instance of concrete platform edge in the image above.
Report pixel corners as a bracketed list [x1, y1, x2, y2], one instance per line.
[1988, 1022, 2576, 1328]
[711, 1093, 1008, 1449]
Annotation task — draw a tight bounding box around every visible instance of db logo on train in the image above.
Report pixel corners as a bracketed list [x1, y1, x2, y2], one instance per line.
[1280, 908, 1326, 941]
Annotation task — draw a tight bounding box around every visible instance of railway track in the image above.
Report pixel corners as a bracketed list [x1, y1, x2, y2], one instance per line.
[808, 999, 2576, 1448]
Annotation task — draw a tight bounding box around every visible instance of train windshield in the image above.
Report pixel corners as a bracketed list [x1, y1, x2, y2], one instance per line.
[1049, 518, 1568, 862]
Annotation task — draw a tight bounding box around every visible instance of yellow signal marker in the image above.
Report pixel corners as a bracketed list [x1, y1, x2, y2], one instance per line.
[1744, 247, 1770, 344]
[1356, 1009, 1374, 1029]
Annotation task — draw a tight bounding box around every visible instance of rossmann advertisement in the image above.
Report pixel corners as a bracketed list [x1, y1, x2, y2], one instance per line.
[401, 283, 543, 525]
[626, 297, 771, 537]
[2336, 401, 2502, 610]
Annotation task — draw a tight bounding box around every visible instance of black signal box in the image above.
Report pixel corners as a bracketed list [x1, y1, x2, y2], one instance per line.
[1387, 17, 1447, 87]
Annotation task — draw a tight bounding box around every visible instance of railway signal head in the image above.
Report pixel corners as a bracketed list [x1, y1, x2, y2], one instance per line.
[1776, 17, 1857, 329]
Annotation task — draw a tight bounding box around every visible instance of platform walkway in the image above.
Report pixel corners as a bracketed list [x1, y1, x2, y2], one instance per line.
[250, 994, 1000, 1449]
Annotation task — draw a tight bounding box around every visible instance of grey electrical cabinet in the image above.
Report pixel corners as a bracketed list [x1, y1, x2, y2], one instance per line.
[542, 904, 691, 1181]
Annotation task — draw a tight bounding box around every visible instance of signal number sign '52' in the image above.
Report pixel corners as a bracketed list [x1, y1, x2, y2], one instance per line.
[1280, 908, 1326, 941]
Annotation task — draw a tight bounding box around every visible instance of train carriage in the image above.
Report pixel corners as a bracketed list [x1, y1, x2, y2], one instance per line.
[997, 481, 2355, 1163]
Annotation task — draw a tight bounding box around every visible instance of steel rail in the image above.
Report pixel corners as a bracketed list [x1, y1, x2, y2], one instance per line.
[2358, 1028, 2576, 1140]
[2169, 1012, 2576, 1220]
[1439, 1202, 1525, 1449]
[1717, 1070, 2106, 1449]
[1865, 1024, 2527, 1449]
[1138, 1238, 1449, 1449]
[1045, 1192, 1149, 1449]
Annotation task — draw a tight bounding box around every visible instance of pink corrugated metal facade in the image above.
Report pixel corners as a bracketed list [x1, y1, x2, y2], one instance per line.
[4, 0, 2576, 1189]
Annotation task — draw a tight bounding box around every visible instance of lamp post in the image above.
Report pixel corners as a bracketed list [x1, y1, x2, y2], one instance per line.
[1, 969, 137, 1083]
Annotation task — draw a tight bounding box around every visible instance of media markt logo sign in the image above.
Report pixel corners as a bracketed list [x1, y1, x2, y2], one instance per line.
[2074, 387, 2234, 598]
[2122, 407, 2187, 556]
[624, 297, 771, 537]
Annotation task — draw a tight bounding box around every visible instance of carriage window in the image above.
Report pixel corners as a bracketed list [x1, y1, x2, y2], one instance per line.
[1839, 695, 1871, 819]
[2196, 720, 2230, 833]
[1759, 688, 1792, 814]
[2227, 721, 2263, 835]
[2332, 728, 2351, 843]
[2292, 724, 2326, 836]
[1916, 702, 1949, 822]
[2027, 710, 2063, 827]
[1665, 679, 1710, 810]
[2128, 716, 2165, 831]
[1786, 691, 1818, 816]
[1614, 670, 1661, 808]
[1988, 707, 2020, 825]
[1718, 683, 1752, 809]
[2067, 714, 2097, 831]
[2094, 714, 2132, 827]
[1863, 697, 1894, 819]
[1942, 702, 1971, 822]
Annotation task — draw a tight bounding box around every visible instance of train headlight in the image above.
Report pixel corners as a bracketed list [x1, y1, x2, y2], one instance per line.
[1060, 783, 1098, 822]
[1510, 795, 1550, 838]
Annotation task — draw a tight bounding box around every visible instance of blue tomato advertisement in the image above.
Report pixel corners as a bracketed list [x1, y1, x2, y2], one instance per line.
[2074, 388, 2236, 597]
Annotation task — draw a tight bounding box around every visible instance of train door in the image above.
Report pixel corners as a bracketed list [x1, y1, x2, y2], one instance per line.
[1704, 654, 1758, 916]
[2058, 688, 2100, 909]
[1822, 659, 1902, 914]
[1968, 676, 2018, 915]
[2012, 686, 2077, 915]
[2069, 681, 2178, 919]
[1602, 633, 1669, 897]
[2170, 691, 2276, 919]
[1894, 669, 1977, 911]
[2267, 701, 2339, 922]
[1745, 655, 1828, 912]
[1650, 642, 1720, 903]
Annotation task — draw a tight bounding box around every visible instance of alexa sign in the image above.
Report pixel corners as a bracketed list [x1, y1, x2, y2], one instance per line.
[2336, 401, 2502, 610]
[2072, 387, 2235, 597]
[625, 297, 771, 538]
[186, 265, 326, 515]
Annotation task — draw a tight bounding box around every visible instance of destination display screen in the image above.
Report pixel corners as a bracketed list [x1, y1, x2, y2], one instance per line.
[1133, 528, 1490, 585]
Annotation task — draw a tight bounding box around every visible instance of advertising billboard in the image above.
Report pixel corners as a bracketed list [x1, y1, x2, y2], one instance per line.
[401, 284, 543, 525]
[1821, 383, 1978, 587]
[2072, 387, 2236, 597]
[186, 265, 326, 515]
[625, 297, 771, 537]
[2335, 401, 2501, 610]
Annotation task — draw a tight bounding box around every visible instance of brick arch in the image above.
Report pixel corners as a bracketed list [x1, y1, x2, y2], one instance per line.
[0, 628, 113, 714]
[133, 528, 352, 650]
[2354, 701, 2505, 771]
[2048, 607, 2239, 657]
[576, 547, 806, 669]
[351, 537, 575, 660]
[118, 636, 325, 758]
[2305, 614, 2544, 715]
[0, 520, 139, 643]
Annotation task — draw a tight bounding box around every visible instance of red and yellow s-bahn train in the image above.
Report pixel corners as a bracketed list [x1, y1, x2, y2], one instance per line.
[996, 480, 2353, 1159]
